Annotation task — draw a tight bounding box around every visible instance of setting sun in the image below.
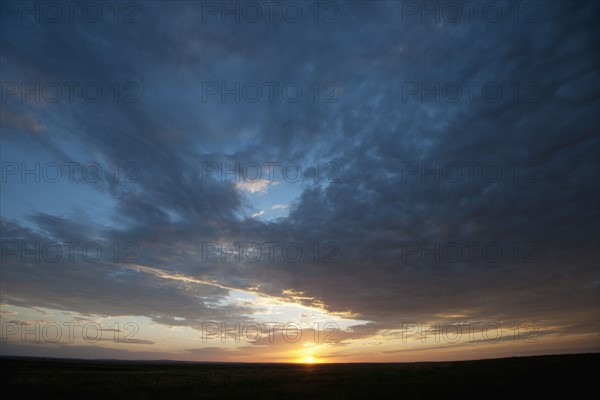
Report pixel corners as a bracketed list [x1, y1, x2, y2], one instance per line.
[304, 356, 315, 363]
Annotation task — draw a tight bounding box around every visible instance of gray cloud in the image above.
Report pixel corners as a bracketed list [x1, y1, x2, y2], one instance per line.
[1, 0, 598, 358]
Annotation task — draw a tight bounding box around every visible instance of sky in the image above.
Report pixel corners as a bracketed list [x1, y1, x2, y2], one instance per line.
[0, 0, 598, 363]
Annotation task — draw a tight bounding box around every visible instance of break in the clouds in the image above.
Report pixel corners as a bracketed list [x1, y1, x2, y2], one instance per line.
[0, 1, 598, 362]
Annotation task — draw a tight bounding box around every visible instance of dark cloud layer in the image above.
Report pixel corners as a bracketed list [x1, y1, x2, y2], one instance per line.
[1, 1, 598, 357]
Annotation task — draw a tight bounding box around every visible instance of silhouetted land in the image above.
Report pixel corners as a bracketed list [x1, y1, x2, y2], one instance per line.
[1, 353, 597, 399]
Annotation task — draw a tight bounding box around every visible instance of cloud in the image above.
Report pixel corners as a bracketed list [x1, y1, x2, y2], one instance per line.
[235, 180, 278, 194]
[0, 106, 45, 134]
[1, 0, 598, 360]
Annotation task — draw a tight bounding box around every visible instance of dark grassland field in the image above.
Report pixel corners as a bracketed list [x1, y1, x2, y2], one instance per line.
[0, 353, 596, 399]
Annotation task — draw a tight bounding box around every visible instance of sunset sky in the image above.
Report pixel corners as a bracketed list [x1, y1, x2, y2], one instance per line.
[1, 1, 598, 363]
